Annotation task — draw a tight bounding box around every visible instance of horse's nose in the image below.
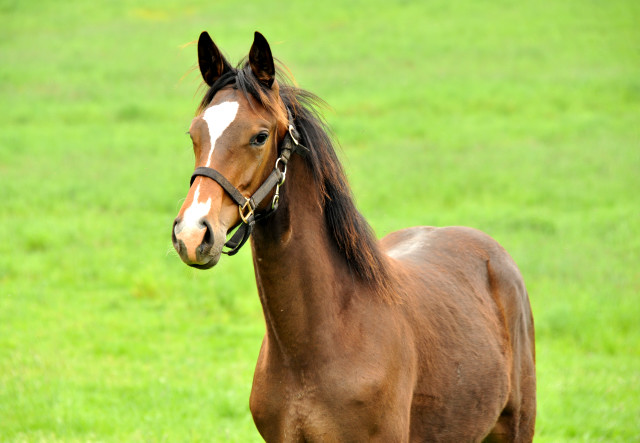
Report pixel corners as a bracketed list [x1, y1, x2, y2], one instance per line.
[172, 216, 214, 265]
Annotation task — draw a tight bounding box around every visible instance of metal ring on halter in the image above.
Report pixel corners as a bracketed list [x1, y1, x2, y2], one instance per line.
[275, 158, 287, 186]
[271, 190, 280, 210]
[288, 124, 300, 146]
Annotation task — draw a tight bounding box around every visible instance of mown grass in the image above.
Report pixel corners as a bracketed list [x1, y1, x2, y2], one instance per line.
[1, 0, 639, 441]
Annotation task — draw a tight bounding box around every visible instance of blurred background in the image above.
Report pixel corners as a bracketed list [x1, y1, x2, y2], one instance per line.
[1, 0, 638, 440]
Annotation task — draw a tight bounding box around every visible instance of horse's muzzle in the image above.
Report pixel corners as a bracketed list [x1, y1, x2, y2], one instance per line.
[172, 216, 221, 268]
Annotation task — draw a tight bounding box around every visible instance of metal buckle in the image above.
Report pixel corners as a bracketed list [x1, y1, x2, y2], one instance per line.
[239, 199, 254, 224]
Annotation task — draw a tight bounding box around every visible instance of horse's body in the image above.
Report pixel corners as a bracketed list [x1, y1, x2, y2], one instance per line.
[172, 31, 535, 442]
[248, 163, 535, 442]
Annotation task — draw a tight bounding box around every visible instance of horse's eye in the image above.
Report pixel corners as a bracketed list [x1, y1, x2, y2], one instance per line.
[251, 132, 269, 147]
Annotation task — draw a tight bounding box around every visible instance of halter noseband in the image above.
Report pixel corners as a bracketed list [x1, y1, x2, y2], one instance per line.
[189, 108, 308, 256]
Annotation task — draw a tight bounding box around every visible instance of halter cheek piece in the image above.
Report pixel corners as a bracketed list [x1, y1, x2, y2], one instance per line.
[189, 108, 309, 256]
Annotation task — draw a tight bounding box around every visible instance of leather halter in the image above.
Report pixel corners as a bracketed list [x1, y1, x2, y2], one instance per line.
[189, 108, 308, 256]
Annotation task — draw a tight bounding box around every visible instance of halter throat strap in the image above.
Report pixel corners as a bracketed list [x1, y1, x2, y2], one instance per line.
[189, 108, 308, 256]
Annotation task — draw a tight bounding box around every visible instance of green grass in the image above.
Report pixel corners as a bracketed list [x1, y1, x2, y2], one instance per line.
[1, 0, 639, 441]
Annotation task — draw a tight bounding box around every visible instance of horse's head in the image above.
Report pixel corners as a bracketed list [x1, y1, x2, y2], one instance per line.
[172, 32, 290, 269]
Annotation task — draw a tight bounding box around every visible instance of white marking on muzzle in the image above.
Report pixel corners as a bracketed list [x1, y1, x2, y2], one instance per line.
[182, 184, 212, 229]
[174, 183, 212, 243]
[202, 101, 239, 167]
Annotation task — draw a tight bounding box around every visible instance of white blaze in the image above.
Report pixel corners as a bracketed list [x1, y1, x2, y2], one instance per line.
[182, 184, 211, 228]
[177, 100, 239, 235]
[202, 101, 239, 167]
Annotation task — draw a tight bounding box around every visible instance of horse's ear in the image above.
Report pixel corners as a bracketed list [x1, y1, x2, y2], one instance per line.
[249, 31, 275, 88]
[198, 31, 232, 86]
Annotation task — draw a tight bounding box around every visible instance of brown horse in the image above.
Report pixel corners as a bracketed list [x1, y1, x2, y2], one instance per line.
[172, 31, 536, 442]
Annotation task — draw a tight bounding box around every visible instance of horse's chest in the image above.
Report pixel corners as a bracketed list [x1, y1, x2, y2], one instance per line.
[249, 378, 343, 441]
[250, 364, 407, 442]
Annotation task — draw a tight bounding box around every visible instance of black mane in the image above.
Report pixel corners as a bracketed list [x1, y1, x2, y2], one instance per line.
[197, 60, 394, 300]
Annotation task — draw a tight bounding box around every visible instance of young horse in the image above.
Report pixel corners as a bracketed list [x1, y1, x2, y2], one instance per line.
[172, 31, 536, 442]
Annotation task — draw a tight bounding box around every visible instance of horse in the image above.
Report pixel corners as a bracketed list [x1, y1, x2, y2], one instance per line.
[171, 31, 536, 442]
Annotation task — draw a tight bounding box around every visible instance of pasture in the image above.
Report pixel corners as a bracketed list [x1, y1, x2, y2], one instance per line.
[1, 0, 638, 441]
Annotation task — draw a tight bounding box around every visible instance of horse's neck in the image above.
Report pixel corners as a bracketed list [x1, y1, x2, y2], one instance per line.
[250, 155, 356, 364]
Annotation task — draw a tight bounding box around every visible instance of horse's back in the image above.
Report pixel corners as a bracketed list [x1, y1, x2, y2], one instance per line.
[382, 226, 530, 325]
[382, 225, 534, 365]
[381, 226, 536, 441]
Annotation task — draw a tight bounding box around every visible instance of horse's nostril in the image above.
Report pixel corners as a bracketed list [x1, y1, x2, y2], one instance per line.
[172, 215, 215, 264]
[201, 218, 213, 247]
[172, 219, 180, 249]
[196, 218, 214, 260]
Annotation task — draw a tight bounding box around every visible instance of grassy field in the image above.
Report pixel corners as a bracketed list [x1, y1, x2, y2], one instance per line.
[1, 0, 639, 441]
